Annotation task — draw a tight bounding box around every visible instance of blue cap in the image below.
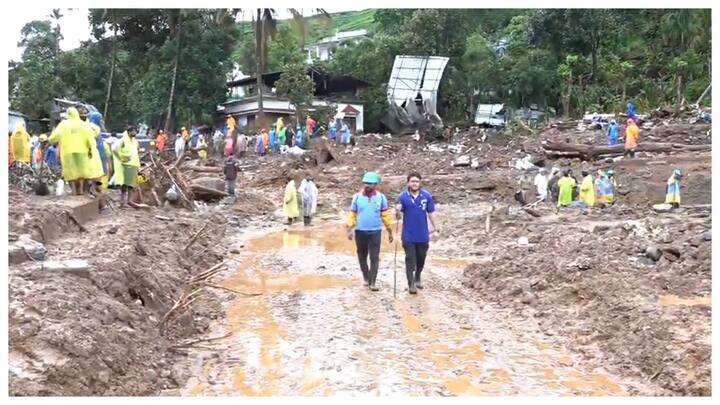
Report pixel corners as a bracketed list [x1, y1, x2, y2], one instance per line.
[362, 172, 379, 184]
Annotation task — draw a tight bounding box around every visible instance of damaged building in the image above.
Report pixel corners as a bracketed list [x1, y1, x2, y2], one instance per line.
[219, 68, 367, 132]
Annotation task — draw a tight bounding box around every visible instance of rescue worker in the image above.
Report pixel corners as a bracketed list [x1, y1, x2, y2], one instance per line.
[269, 127, 277, 153]
[175, 131, 186, 157]
[226, 115, 236, 137]
[341, 121, 352, 145]
[32, 134, 49, 168]
[213, 128, 224, 157]
[626, 100, 635, 121]
[607, 119, 619, 145]
[224, 155, 240, 197]
[283, 178, 299, 225]
[665, 168, 682, 208]
[294, 125, 305, 149]
[606, 169, 618, 204]
[44, 140, 60, 170]
[395, 172, 439, 294]
[236, 132, 248, 158]
[328, 119, 338, 142]
[255, 133, 265, 156]
[49, 107, 95, 195]
[110, 125, 140, 207]
[278, 125, 287, 150]
[534, 168, 549, 201]
[557, 168, 576, 208]
[624, 118, 640, 158]
[11, 122, 31, 164]
[156, 130, 167, 153]
[261, 128, 269, 152]
[87, 112, 108, 194]
[196, 136, 208, 160]
[594, 169, 607, 204]
[346, 172, 394, 291]
[275, 117, 285, 137]
[306, 115, 316, 137]
[548, 166, 561, 203]
[579, 170, 595, 207]
[224, 134, 235, 158]
[298, 175, 319, 226]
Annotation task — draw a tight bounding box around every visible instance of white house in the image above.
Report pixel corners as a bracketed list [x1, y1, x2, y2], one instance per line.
[305, 29, 369, 63]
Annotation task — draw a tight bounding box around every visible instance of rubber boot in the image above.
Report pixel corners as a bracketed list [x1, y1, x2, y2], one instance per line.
[369, 269, 379, 291]
[415, 273, 423, 290]
[407, 269, 417, 294]
[361, 269, 369, 287]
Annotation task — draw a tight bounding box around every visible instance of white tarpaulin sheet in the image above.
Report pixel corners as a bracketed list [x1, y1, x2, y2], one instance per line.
[387, 56, 449, 106]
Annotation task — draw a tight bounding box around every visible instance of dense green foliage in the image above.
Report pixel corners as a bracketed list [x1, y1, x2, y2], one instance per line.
[328, 9, 711, 131]
[9, 9, 239, 132]
[9, 8, 711, 134]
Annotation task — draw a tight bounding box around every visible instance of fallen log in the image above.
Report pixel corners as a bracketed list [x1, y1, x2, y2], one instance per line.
[190, 185, 229, 199]
[185, 165, 223, 173]
[543, 141, 711, 160]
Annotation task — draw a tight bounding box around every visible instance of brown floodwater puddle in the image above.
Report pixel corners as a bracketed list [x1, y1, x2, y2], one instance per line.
[659, 294, 711, 307]
[180, 222, 635, 396]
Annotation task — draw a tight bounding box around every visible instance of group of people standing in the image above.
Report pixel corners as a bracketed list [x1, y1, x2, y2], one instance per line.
[605, 101, 641, 157]
[10, 107, 141, 206]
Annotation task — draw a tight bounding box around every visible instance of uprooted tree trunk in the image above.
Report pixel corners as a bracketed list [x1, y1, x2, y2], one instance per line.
[543, 141, 711, 160]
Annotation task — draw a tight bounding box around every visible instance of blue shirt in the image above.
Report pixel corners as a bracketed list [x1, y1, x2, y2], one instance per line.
[350, 190, 388, 231]
[397, 188, 435, 243]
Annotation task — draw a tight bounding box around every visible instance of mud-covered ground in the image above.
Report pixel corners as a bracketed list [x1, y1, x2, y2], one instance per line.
[7, 119, 711, 396]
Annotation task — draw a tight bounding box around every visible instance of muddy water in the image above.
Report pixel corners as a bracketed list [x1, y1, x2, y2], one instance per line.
[178, 222, 633, 396]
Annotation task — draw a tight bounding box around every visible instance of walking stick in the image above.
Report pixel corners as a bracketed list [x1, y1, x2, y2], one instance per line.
[393, 219, 399, 299]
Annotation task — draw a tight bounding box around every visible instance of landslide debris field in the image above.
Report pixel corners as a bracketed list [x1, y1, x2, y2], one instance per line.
[8, 120, 711, 396]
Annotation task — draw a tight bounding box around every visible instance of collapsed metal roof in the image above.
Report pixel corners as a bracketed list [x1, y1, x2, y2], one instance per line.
[382, 55, 450, 134]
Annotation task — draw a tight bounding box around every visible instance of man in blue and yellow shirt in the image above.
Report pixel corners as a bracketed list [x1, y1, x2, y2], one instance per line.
[346, 171, 394, 291]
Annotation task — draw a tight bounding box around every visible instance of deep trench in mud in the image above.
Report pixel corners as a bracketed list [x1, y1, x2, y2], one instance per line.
[170, 220, 655, 396]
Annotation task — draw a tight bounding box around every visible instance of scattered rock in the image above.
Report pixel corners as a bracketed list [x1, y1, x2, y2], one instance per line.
[453, 155, 471, 167]
[107, 226, 119, 235]
[645, 247, 663, 262]
[8, 235, 47, 264]
[520, 293, 537, 305]
[42, 259, 91, 278]
[652, 203, 674, 213]
[703, 231, 711, 241]
[517, 237, 529, 246]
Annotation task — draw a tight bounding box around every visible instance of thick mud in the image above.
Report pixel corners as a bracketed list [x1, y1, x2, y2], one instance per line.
[174, 222, 656, 396]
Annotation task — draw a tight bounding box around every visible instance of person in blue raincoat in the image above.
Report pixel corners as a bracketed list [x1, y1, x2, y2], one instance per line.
[269, 127, 277, 153]
[626, 101, 635, 120]
[190, 127, 200, 149]
[44, 143, 60, 169]
[294, 126, 305, 149]
[665, 168, 682, 208]
[606, 119, 619, 145]
[255, 133, 265, 156]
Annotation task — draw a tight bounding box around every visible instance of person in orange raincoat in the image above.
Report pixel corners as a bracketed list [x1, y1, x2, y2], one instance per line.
[261, 128, 269, 151]
[155, 130, 167, 152]
[624, 118, 639, 158]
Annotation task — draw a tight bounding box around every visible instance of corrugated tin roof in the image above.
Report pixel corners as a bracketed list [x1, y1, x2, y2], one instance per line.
[386, 56, 449, 107]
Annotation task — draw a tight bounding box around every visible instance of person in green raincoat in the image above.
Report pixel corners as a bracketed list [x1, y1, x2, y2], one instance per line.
[278, 125, 287, 149]
[110, 126, 140, 207]
[557, 169, 576, 207]
[49, 107, 95, 195]
[283, 179, 299, 225]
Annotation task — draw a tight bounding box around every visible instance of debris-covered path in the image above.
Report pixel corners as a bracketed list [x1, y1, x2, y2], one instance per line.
[177, 222, 654, 396]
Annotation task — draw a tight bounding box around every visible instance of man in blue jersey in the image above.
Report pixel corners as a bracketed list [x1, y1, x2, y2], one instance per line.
[346, 172, 394, 291]
[395, 172, 439, 294]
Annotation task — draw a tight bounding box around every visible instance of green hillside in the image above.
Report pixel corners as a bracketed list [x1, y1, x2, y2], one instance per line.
[238, 9, 376, 45]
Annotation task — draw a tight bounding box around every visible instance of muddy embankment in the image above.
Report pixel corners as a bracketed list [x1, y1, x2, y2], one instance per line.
[8, 191, 232, 395]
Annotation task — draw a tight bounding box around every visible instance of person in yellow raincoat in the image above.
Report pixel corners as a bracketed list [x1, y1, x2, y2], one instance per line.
[49, 107, 95, 195]
[226, 115, 236, 135]
[8, 132, 15, 166]
[275, 117, 285, 135]
[579, 170, 595, 207]
[283, 179, 299, 225]
[109, 126, 141, 207]
[11, 122, 31, 164]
